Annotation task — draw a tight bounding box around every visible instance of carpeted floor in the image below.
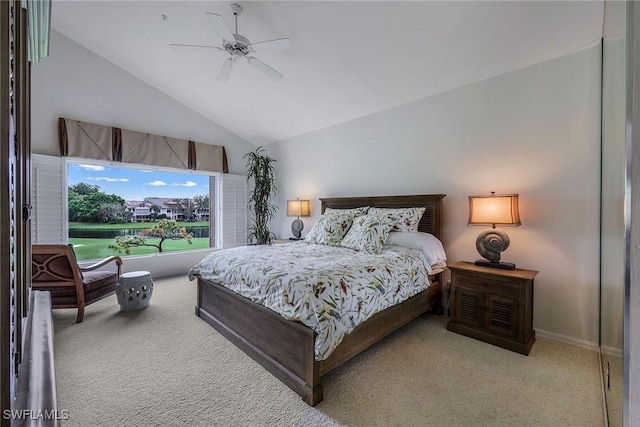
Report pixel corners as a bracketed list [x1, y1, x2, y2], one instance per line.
[53, 276, 604, 427]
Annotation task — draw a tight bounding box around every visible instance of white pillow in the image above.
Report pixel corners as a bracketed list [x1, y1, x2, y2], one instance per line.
[385, 231, 447, 267]
[385, 246, 446, 275]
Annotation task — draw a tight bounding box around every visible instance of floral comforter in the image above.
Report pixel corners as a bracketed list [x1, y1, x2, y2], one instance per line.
[188, 242, 431, 360]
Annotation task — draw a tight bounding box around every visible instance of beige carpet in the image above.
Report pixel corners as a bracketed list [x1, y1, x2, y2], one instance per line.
[53, 276, 604, 427]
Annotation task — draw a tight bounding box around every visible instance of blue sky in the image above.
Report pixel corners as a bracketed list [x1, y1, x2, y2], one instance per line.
[67, 162, 209, 201]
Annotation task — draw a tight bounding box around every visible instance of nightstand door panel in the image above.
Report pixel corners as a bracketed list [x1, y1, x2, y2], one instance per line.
[485, 294, 519, 338]
[453, 286, 484, 328]
[447, 262, 538, 355]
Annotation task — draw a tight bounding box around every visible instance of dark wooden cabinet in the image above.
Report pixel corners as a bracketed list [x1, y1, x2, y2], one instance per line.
[447, 261, 538, 355]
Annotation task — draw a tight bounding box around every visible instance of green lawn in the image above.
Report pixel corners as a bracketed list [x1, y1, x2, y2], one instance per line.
[69, 237, 211, 261]
[68, 221, 211, 260]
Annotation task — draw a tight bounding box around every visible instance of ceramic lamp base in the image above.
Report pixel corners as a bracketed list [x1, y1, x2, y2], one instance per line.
[291, 218, 304, 239]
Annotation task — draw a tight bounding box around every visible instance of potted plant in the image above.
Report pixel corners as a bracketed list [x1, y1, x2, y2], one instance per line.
[244, 147, 278, 245]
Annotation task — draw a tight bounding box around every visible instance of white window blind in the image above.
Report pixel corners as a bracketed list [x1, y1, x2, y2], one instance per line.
[215, 174, 247, 249]
[31, 154, 67, 243]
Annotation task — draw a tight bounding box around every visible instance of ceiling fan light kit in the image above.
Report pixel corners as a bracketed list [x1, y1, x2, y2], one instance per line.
[170, 3, 292, 82]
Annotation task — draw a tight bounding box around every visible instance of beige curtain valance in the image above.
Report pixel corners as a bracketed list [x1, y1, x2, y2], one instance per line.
[58, 118, 113, 161]
[190, 141, 228, 173]
[119, 129, 190, 170]
[58, 117, 228, 173]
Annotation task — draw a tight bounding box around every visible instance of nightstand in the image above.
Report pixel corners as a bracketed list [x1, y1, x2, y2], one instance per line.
[272, 239, 300, 244]
[447, 261, 538, 355]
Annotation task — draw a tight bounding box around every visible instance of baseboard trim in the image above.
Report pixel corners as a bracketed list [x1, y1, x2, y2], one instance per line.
[535, 328, 600, 352]
[601, 345, 624, 358]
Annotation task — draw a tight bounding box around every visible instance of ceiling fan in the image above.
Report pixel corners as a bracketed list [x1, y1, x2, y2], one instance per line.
[170, 3, 293, 82]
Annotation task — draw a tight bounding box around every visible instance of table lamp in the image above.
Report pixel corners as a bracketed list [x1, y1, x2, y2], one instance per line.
[286, 198, 310, 240]
[468, 192, 521, 270]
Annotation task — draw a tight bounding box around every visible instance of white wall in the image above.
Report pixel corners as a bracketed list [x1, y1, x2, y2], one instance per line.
[31, 30, 256, 174]
[269, 46, 603, 346]
[31, 30, 256, 277]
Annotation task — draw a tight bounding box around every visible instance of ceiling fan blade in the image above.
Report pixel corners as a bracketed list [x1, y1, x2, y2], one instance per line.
[170, 43, 224, 52]
[205, 12, 235, 41]
[216, 58, 235, 82]
[251, 37, 293, 51]
[247, 56, 283, 81]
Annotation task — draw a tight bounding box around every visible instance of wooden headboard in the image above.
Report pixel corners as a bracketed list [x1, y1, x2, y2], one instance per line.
[319, 194, 446, 241]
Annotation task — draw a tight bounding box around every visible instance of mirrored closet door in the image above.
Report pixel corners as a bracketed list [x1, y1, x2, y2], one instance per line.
[600, 1, 626, 425]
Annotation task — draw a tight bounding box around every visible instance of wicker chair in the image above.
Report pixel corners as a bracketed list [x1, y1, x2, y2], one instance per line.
[31, 244, 122, 323]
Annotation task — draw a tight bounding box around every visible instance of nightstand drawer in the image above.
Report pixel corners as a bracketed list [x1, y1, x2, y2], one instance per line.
[454, 273, 520, 298]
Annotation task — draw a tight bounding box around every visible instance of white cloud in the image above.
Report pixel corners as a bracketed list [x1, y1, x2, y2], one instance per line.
[87, 177, 129, 182]
[78, 164, 105, 171]
[172, 181, 197, 187]
[148, 180, 167, 186]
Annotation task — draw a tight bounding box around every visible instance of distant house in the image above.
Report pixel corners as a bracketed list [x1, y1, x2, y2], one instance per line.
[124, 198, 182, 222]
[145, 197, 185, 221]
[124, 201, 149, 222]
[124, 197, 209, 222]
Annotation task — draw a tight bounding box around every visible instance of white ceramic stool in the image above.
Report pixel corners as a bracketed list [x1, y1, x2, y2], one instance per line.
[117, 271, 153, 311]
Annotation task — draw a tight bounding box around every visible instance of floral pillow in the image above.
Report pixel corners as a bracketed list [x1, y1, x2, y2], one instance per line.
[324, 206, 369, 217]
[304, 213, 354, 246]
[368, 207, 426, 232]
[340, 214, 396, 253]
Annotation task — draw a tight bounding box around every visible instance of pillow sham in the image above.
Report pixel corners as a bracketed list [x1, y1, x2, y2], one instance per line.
[368, 207, 426, 232]
[384, 231, 447, 268]
[304, 213, 354, 246]
[340, 214, 396, 253]
[324, 206, 369, 216]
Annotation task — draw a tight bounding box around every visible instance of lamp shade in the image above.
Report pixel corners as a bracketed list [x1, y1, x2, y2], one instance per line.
[468, 194, 521, 226]
[287, 199, 310, 217]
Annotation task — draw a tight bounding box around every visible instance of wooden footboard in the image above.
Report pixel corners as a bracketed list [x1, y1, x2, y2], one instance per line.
[196, 278, 322, 404]
[196, 277, 441, 406]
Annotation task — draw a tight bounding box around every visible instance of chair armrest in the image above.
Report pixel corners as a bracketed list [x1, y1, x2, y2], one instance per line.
[80, 256, 122, 277]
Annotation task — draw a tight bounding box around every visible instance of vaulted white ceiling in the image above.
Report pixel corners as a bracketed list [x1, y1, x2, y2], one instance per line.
[51, 1, 604, 146]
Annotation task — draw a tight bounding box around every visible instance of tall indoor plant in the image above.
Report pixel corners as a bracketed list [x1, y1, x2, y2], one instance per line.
[244, 147, 278, 245]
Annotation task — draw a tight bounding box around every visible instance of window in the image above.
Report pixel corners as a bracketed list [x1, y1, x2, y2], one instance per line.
[31, 154, 247, 261]
[67, 160, 211, 261]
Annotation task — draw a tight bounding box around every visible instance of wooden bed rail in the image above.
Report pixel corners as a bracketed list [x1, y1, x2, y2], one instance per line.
[13, 291, 59, 427]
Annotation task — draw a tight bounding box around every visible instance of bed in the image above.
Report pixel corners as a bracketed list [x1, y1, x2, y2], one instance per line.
[190, 194, 445, 406]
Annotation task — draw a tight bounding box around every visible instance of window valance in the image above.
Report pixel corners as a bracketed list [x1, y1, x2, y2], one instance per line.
[58, 118, 113, 161]
[190, 141, 228, 172]
[58, 117, 228, 173]
[118, 129, 190, 170]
